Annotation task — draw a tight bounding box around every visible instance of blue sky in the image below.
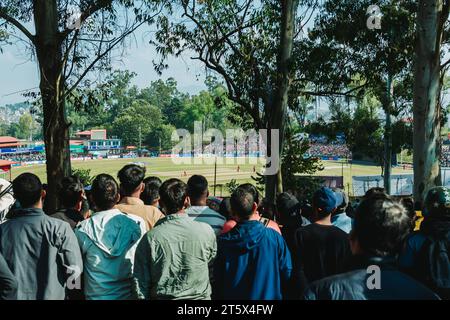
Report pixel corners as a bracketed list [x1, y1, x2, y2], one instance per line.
[0, 27, 207, 106]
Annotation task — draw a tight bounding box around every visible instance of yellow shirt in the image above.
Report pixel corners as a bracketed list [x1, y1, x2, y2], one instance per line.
[414, 210, 424, 231]
[115, 197, 164, 231]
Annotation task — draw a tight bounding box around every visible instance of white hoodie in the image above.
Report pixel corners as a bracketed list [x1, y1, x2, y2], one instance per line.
[75, 208, 146, 300]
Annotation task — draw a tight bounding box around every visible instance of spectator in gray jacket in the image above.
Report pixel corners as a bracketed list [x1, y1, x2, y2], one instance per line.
[0, 173, 83, 300]
[0, 252, 17, 300]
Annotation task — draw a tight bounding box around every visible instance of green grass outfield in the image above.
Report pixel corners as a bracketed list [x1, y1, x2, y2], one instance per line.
[8, 157, 413, 196]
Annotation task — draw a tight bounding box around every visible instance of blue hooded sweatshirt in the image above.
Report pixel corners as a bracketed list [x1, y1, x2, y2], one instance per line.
[214, 220, 292, 300]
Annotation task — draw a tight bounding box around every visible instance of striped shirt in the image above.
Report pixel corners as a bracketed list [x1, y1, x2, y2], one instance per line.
[186, 206, 226, 235]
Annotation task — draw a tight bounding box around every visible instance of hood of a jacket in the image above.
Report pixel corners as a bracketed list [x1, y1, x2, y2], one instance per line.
[219, 220, 267, 252]
[77, 209, 142, 257]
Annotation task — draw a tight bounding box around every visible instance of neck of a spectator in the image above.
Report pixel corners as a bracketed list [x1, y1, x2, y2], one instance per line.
[123, 186, 142, 199]
[315, 212, 332, 225]
[237, 210, 260, 223]
[190, 195, 207, 207]
[151, 200, 159, 207]
[27, 200, 43, 210]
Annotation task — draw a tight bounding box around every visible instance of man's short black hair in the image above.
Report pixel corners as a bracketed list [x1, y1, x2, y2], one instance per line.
[239, 183, 260, 205]
[187, 175, 208, 201]
[354, 193, 411, 257]
[363, 187, 386, 199]
[230, 184, 257, 220]
[58, 176, 83, 208]
[219, 197, 233, 220]
[159, 178, 188, 215]
[276, 192, 301, 223]
[117, 164, 146, 195]
[12, 173, 42, 208]
[141, 176, 162, 205]
[91, 174, 119, 211]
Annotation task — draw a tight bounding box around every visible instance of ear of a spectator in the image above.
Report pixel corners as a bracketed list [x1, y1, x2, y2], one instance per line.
[41, 189, 46, 201]
[139, 182, 145, 194]
[75, 199, 83, 212]
[184, 196, 191, 210]
[252, 202, 258, 214]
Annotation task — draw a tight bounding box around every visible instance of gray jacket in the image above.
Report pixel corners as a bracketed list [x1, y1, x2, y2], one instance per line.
[0, 208, 83, 300]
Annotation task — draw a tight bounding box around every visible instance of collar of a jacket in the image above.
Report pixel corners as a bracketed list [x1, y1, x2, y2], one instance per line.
[11, 207, 45, 217]
[155, 212, 188, 226]
[55, 207, 84, 223]
[349, 254, 398, 271]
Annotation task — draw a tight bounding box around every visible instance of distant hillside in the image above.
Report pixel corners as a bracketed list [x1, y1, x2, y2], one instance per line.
[0, 101, 31, 124]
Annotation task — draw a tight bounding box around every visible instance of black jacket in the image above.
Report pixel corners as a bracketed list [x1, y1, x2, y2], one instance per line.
[304, 255, 440, 300]
[0, 252, 17, 300]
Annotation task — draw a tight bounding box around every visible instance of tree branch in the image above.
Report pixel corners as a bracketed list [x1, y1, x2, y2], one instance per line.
[0, 7, 35, 43]
[60, 0, 113, 40]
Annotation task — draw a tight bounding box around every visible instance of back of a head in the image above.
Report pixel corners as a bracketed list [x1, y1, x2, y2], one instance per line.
[276, 192, 300, 222]
[363, 187, 386, 200]
[91, 174, 119, 211]
[354, 193, 411, 257]
[312, 187, 337, 219]
[239, 183, 260, 205]
[159, 178, 188, 215]
[12, 173, 42, 208]
[230, 185, 256, 220]
[141, 176, 162, 205]
[423, 186, 450, 218]
[219, 197, 233, 220]
[401, 197, 416, 221]
[58, 176, 83, 209]
[331, 188, 349, 214]
[117, 164, 146, 195]
[187, 175, 208, 203]
[258, 198, 276, 219]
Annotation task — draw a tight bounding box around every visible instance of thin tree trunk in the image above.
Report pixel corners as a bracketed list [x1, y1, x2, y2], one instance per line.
[413, 0, 445, 204]
[383, 76, 394, 194]
[34, 0, 71, 213]
[265, 0, 297, 204]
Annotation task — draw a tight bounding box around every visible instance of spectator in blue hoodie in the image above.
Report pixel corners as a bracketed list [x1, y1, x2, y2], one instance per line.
[214, 184, 292, 300]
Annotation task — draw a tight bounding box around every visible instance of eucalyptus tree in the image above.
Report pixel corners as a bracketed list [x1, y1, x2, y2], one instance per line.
[150, 0, 325, 202]
[413, 0, 450, 203]
[0, 0, 162, 211]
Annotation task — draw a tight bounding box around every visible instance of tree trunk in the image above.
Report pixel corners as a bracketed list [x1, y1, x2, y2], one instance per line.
[413, 0, 446, 204]
[383, 76, 394, 194]
[265, 0, 297, 204]
[34, 0, 71, 213]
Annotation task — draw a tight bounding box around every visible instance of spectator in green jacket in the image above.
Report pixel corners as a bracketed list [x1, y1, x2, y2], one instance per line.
[134, 178, 217, 300]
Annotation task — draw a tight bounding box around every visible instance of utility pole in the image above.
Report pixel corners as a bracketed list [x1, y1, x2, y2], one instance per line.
[159, 136, 162, 155]
[138, 125, 142, 151]
[213, 156, 217, 196]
